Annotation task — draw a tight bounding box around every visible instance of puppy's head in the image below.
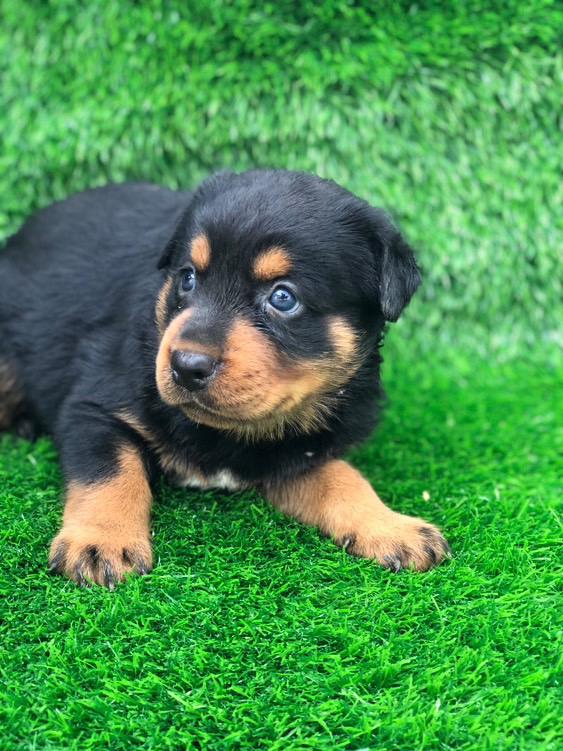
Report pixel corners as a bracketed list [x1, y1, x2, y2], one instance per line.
[155, 170, 420, 440]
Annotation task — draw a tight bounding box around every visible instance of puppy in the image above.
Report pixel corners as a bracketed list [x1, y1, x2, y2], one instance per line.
[0, 170, 449, 587]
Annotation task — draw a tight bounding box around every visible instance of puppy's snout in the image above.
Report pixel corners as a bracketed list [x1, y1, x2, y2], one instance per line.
[171, 350, 217, 392]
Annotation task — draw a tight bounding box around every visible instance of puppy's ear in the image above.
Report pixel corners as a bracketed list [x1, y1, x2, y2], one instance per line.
[364, 207, 421, 322]
[157, 234, 179, 270]
[380, 229, 421, 322]
[157, 213, 190, 270]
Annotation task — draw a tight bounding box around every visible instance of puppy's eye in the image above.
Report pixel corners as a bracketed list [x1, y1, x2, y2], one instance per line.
[268, 285, 299, 313]
[181, 268, 196, 292]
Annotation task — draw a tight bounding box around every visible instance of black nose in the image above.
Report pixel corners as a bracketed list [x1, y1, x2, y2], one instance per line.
[171, 351, 217, 392]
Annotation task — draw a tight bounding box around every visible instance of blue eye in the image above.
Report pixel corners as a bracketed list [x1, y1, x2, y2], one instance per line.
[181, 268, 196, 292]
[268, 285, 299, 313]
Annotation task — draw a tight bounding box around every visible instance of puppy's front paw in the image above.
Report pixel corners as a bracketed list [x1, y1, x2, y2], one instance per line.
[49, 524, 153, 589]
[339, 514, 450, 572]
[267, 460, 450, 574]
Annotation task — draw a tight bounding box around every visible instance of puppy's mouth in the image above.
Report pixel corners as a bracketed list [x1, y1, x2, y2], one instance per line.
[186, 394, 247, 421]
[171, 382, 292, 425]
[163, 374, 335, 440]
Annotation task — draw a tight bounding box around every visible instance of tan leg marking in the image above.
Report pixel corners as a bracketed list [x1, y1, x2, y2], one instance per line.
[266, 460, 450, 572]
[49, 446, 153, 588]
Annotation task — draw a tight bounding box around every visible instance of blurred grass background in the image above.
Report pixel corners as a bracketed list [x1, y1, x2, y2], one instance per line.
[0, 2, 562, 749]
[1, 0, 561, 354]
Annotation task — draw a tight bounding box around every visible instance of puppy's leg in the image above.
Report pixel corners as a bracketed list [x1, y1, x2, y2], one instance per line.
[49, 415, 153, 588]
[266, 460, 449, 572]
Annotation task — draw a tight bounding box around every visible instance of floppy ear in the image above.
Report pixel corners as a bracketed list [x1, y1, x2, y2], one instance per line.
[379, 230, 421, 322]
[157, 190, 201, 270]
[363, 207, 421, 322]
[157, 212, 190, 270]
[157, 233, 179, 270]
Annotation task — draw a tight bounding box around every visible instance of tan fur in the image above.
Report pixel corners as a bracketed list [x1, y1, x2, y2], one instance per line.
[181, 319, 346, 440]
[49, 445, 153, 586]
[113, 413, 240, 490]
[0, 360, 23, 430]
[155, 277, 173, 334]
[266, 459, 449, 571]
[114, 411, 204, 484]
[115, 409, 156, 444]
[190, 233, 211, 272]
[155, 449, 207, 484]
[158, 449, 198, 479]
[156, 313, 363, 441]
[329, 316, 358, 362]
[155, 308, 193, 403]
[173, 341, 221, 357]
[252, 247, 292, 281]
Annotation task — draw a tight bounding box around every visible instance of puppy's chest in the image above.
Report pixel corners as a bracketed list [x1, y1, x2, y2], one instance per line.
[175, 467, 243, 491]
[157, 451, 245, 491]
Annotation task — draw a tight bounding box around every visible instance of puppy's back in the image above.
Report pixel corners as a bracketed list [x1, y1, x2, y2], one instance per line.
[0, 182, 189, 429]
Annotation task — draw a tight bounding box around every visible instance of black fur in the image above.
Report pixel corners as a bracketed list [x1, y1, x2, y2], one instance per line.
[0, 170, 420, 491]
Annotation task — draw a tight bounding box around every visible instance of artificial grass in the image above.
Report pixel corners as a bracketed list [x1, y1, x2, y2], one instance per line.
[0, 352, 561, 750]
[1, 0, 561, 352]
[1, 1, 562, 748]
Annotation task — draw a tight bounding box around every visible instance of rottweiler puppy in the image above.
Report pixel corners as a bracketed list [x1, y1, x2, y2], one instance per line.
[0, 170, 449, 587]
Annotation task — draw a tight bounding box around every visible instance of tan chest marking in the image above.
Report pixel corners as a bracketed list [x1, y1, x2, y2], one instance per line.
[176, 468, 243, 491]
[158, 451, 244, 491]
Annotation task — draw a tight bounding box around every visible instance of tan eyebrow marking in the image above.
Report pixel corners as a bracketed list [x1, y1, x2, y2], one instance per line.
[190, 234, 211, 272]
[252, 247, 292, 281]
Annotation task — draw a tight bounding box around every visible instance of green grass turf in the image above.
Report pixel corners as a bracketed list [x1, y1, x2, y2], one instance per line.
[1, 1, 562, 748]
[0, 352, 561, 750]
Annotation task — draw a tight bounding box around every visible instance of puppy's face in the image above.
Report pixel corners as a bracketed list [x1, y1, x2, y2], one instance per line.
[155, 171, 420, 439]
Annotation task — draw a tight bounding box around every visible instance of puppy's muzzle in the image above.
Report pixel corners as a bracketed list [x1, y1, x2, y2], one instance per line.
[171, 350, 217, 392]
